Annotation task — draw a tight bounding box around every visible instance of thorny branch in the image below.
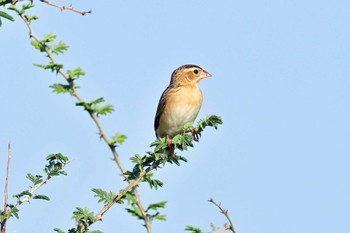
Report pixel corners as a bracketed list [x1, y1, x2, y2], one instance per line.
[18, 7, 152, 233]
[1, 144, 11, 233]
[39, 0, 91, 15]
[209, 198, 236, 233]
[211, 224, 232, 233]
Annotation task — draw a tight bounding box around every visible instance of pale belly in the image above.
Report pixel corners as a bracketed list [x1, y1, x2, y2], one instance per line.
[158, 87, 203, 138]
[164, 103, 200, 137]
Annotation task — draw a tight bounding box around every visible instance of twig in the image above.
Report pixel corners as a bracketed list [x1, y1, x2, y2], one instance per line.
[1, 143, 11, 233]
[18, 10, 152, 233]
[211, 224, 231, 233]
[209, 198, 236, 233]
[39, 0, 92, 15]
[94, 161, 159, 222]
[14, 160, 71, 208]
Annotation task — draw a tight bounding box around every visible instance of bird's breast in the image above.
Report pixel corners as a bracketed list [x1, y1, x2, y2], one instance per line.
[160, 85, 203, 137]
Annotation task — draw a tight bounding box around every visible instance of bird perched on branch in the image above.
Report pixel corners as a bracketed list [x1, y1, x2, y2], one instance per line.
[154, 64, 211, 153]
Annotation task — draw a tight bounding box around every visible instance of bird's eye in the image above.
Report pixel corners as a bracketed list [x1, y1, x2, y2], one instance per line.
[193, 69, 199, 74]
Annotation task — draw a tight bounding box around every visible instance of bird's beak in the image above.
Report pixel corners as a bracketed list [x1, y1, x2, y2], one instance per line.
[200, 70, 212, 78]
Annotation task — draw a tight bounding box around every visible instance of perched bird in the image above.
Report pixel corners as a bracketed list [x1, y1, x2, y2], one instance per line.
[154, 64, 211, 152]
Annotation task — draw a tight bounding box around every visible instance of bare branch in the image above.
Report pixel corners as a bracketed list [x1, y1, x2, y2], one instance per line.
[1, 143, 11, 233]
[39, 0, 92, 15]
[211, 224, 231, 233]
[209, 198, 236, 233]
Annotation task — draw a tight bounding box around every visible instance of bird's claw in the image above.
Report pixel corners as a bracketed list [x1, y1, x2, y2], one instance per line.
[185, 129, 201, 142]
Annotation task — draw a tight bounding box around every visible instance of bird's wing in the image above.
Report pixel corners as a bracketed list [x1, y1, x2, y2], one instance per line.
[154, 86, 170, 136]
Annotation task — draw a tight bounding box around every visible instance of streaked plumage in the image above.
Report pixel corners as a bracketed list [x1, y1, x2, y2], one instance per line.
[154, 64, 211, 140]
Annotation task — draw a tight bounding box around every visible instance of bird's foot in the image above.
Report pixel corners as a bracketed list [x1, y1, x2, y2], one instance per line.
[185, 128, 201, 142]
[166, 135, 175, 155]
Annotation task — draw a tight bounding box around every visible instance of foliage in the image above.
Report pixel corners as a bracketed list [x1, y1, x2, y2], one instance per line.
[0, 153, 69, 223]
[0, 1, 232, 233]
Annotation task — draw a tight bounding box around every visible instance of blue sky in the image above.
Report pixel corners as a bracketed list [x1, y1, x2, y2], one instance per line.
[1, 1, 350, 232]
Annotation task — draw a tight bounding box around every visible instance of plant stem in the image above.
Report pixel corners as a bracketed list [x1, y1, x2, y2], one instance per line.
[18, 9, 152, 233]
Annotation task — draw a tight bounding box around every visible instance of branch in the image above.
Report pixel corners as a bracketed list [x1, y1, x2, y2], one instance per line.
[211, 224, 232, 233]
[39, 0, 91, 15]
[1, 143, 11, 233]
[14, 160, 71, 208]
[209, 198, 236, 233]
[17, 9, 152, 233]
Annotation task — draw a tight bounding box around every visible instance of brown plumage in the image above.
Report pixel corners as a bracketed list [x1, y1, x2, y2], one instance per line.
[154, 64, 211, 142]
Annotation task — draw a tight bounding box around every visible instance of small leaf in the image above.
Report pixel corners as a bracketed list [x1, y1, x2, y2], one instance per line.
[53, 228, 66, 233]
[43, 32, 56, 43]
[26, 14, 38, 22]
[72, 207, 95, 224]
[0, 10, 14, 21]
[125, 205, 143, 219]
[26, 173, 43, 185]
[8, 206, 19, 219]
[67, 67, 86, 79]
[185, 226, 203, 233]
[92, 188, 119, 204]
[31, 40, 46, 52]
[109, 132, 127, 146]
[21, 3, 35, 13]
[146, 201, 167, 211]
[154, 214, 167, 221]
[34, 62, 63, 72]
[7, 5, 20, 14]
[50, 41, 69, 55]
[13, 190, 32, 199]
[92, 103, 114, 116]
[49, 83, 72, 94]
[33, 194, 50, 201]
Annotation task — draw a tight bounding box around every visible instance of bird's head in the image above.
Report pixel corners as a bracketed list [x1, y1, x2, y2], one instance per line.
[170, 64, 211, 85]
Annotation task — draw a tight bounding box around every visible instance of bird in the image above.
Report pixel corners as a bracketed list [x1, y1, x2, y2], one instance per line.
[154, 64, 211, 153]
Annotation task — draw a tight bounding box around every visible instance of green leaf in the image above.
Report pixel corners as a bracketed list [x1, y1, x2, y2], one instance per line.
[34, 62, 63, 73]
[172, 134, 193, 151]
[21, 3, 35, 13]
[146, 201, 167, 211]
[124, 191, 137, 205]
[33, 194, 50, 201]
[67, 67, 86, 79]
[7, 5, 20, 14]
[154, 214, 167, 221]
[143, 175, 163, 189]
[72, 207, 95, 225]
[50, 41, 69, 55]
[125, 205, 143, 219]
[46, 153, 69, 164]
[185, 226, 203, 233]
[26, 173, 43, 185]
[92, 188, 120, 204]
[26, 14, 38, 22]
[45, 153, 69, 177]
[0, 10, 14, 21]
[109, 132, 127, 146]
[49, 83, 72, 94]
[150, 137, 168, 152]
[43, 32, 56, 43]
[195, 115, 223, 132]
[91, 103, 114, 116]
[13, 190, 32, 199]
[53, 228, 66, 233]
[31, 40, 46, 52]
[8, 205, 19, 219]
[76, 97, 113, 116]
